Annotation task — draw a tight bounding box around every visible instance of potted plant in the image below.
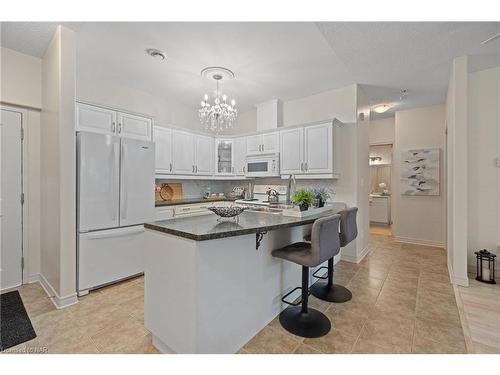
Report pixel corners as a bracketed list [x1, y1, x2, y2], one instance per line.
[312, 187, 332, 208]
[291, 189, 315, 211]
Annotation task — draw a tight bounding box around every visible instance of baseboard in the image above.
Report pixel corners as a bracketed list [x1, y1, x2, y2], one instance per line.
[39, 274, 79, 309]
[27, 274, 41, 284]
[448, 261, 469, 287]
[394, 236, 445, 249]
[341, 245, 370, 264]
[467, 264, 500, 280]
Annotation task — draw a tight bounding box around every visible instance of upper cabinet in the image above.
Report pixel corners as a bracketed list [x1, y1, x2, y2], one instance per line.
[195, 135, 213, 175]
[153, 126, 172, 174]
[279, 122, 333, 176]
[246, 131, 279, 155]
[234, 137, 247, 175]
[76, 102, 152, 141]
[215, 139, 234, 175]
[171, 130, 195, 175]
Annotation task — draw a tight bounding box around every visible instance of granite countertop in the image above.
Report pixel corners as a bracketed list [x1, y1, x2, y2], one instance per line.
[155, 197, 238, 207]
[145, 202, 347, 241]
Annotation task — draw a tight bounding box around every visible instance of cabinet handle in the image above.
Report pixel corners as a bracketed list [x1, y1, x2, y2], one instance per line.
[300, 162, 304, 171]
[192, 165, 194, 173]
[305, 162, 308, 171]
[112, 122, 116, 133]
[169, 163, 172, 172]
[118, 123, 122, 134]
[262, 144, 264, 152]
[196, 165, 198, 173]
[243, 166, 246, 173]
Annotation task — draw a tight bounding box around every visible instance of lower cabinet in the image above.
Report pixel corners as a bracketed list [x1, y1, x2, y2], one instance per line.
[369, 196, 391, 224]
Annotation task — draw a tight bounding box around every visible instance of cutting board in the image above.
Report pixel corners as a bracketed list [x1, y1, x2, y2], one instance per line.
[155, 183, 183, 202]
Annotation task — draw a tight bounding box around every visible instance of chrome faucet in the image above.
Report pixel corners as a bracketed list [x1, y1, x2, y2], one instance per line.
[286, 174, 296, 205]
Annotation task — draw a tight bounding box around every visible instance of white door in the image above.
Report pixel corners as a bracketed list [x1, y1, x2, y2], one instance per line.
[215, 138, 234, 175]
[172, 130, 195, 174]
[234, 137, 247, 175]
[153, 126, 172, 174]
[246, 134, 262, 155]
[0, 109, 23, 290]
[120, 138, 155, 227]
[76, 103, 116, 135]
[195, 135, 213, 175]
[304, 123, 333, 174]
[280, 128, 304, 174]
[262, 132, 279, 154]
[117, 112, 152, 141]
[78, 132, 120, 231]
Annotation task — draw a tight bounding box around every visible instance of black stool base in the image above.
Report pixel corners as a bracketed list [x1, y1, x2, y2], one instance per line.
[310, 282, 352, 303]
[279, 306, 331, 338]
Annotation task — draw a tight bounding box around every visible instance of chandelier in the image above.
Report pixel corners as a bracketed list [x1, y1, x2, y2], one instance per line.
[199, 67, 238, 133]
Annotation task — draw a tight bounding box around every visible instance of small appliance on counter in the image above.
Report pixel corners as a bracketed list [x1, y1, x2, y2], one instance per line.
[235, 184, 288, 206]
[229, 186, 245, 200]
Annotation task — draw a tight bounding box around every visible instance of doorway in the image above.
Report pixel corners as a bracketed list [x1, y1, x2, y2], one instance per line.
[369, 144, 393, 236]
[0, 109, 23, 290]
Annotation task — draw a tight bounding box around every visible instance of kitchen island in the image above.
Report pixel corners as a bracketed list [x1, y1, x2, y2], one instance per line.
[144, 203, 347, 354]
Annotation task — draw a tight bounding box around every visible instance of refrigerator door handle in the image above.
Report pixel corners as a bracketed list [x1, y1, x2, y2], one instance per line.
[110, 142, 119, 221]
[121, 142, 128, 220]
[87, 226, 145, 240]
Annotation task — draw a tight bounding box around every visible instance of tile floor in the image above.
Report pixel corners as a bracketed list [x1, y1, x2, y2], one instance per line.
[241, 234, 467, 354]
[369, 224, 392, 236]
[3, 234, 467, 354]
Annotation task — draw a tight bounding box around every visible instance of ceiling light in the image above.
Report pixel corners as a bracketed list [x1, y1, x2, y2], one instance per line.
[199, 67, 238, 133]
[372, 104, 392, 114]
[146, 48, 166, 61]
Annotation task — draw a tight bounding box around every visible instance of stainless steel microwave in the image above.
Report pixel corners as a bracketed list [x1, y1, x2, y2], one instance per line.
[245, 153, 280, 177]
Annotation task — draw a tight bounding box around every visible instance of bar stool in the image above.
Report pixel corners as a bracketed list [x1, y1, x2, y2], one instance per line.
[271, 214, 341, 338]
[309, 207, 358, 303]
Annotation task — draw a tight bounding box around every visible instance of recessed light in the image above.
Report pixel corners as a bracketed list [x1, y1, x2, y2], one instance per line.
[372, 104, 392, 114]
[146, 48, 166, 61]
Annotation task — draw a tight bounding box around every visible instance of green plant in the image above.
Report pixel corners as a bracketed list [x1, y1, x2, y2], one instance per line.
[291, 189, 315, 206]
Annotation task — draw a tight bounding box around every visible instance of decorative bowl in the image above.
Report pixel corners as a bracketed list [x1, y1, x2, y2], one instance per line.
[208, 206, 247, 220]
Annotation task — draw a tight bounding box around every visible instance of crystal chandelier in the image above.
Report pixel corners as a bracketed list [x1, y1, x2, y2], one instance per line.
[199, 67, 238, 133]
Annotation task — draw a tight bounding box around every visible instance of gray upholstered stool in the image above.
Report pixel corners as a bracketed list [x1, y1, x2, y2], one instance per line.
[308, 207, 358, 303]
[271, 214, 341, 338]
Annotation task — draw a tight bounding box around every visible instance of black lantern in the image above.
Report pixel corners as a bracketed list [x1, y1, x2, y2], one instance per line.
[475, 249, 496, 284]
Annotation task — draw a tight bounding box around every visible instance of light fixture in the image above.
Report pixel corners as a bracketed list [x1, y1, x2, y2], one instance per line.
[372, 104, 392, 114]
[146, 48, 166, 61]
[199, 67, 238, 133]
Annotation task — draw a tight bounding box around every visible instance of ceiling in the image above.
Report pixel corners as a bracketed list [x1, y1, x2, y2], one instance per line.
[2, 22, 499, 118]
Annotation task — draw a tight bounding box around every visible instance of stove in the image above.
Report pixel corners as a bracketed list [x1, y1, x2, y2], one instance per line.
[235, 184, 289, 207]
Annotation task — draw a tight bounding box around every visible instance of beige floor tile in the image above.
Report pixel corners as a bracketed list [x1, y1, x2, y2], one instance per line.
[303, 328, 357, 354]
[412, 332, 466, 354]
[415, 316, 465, 345]
[359, 316, 415, 353]
[325, 306, 366, 337]
[348, 274, 384, 292]
[293, 343, 323, 354]
[90, 318, 149, 353]
[419, 279, 455, 296]
[352, 339, 409, 354]
[242, 326, 301, 354]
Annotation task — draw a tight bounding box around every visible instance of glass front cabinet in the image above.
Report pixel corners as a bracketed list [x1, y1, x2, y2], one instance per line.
[215, 138, 234, 174]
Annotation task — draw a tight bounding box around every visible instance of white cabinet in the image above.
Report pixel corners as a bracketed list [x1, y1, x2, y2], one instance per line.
[156, 206, 174, 221]
[117, 112, 152, 141]
[234, 137, 247, 175]
[279, 122, 333, 176]
[279, 127, 304, 174]
[246, 131, 279, 155]
[172, 130, 195, 175]
[76, 102, 152, 141]
[76, 103, 116, 135]
[215, 139, 234, 175]
[153, 126, 172, 174]
[369, 196, 391, 224]
[195, 135, 213, 175]
[304, 123, 333, 174]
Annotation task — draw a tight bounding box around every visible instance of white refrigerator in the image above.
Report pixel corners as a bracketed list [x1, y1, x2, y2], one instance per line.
[77, 131, 155, 295]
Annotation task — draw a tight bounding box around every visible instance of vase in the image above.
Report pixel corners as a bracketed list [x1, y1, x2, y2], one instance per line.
[299, 203, 309, 212]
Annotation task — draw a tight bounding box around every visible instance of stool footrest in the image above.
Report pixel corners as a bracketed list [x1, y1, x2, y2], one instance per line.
[312, 266, 329, 280]
[281, 287, 311, 306]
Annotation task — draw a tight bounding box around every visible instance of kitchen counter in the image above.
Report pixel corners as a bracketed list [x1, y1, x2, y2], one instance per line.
[144, 202, 348, 354]
[155, 197, 237, 207]
[146, 202, 347, 240]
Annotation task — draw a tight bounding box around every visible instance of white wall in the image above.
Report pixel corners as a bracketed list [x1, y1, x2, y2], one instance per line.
[393, 105, 446, 247]
[0, 47, 42, 109]
[40, 26, 77, 305]
[467, 66, 500, 275]
[446, 56, 469, 286]
[369, 117, 395, 145]
[76, 73, 201, 133]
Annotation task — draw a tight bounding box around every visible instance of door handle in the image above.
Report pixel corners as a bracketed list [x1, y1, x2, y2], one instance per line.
[121, 142, 128, 220]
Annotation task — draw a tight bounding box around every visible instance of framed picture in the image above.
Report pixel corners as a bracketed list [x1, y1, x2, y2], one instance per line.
[400, 148, 440, 196]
